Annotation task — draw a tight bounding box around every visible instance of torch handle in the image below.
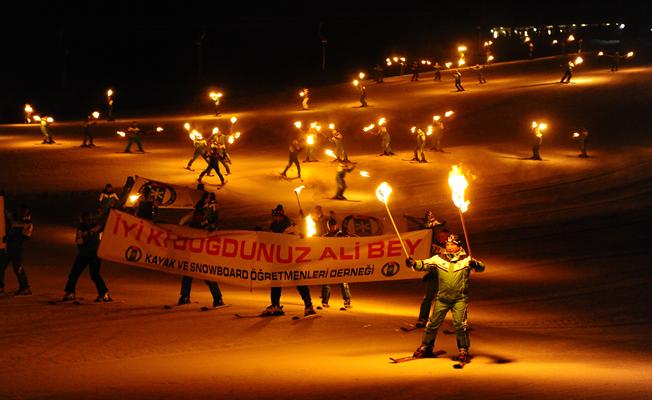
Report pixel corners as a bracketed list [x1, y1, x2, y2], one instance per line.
[385, 204, 409, 258]
[458, 209, 472, 258]
[294, 193, 303, 215]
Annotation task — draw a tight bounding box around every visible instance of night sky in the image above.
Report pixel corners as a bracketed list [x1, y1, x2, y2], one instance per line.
[1, 1, 648, 119]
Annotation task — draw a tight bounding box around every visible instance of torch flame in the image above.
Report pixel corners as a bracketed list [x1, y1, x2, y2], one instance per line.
[378, 117, 386, 126]
[626, 51, 634, 58]
[306, 134, 314, 145]
[487, 55, 495, 62]
[392, 57, 398, 62]
[299, 90, 305, 97]
[128, 194, 140, 205]
[294, 185, 305, 194]
[324, 149, 337, 159]
[358, 72, 365, 79]
[33, 115, 41, 122]
[46, 117, 54, 123]
[531, 121, 538, 128]
[24, 104, 33, 113]
[574, 56, 583, 65]
[444, 110, 454, 117]
[156, 127, 164, 132]
[353, 79, 359, 86]
[228, 136, 234, 144]
[184, 122, 191, 131]
[235, 132, 241, 139]
[448, 165, 470, 213]
[410, 126, 416, 133]
[598, 51, 604, 56]
[117, 131, 126, 137]
[328, 123, 335, 130]
[445, 62, 452, 68]
[426, 126, 433, 136]
[363, 124, 375, 132]
[433, 115, 441, 121]
[305, 215, 317, 238]
[458, 58, 466, 67]
[360, 171, 370, 178]
[107, 89, 113, 97]
[230, 116, 237, 124]
[538, 123, 548, 130]
[457, 45, 467, 53]
[552, 39, 558, 45]
[375, 182, 392, 204]
[567, 34, 575, 42]
[573, 132, 580, 138]
[92, 111, 100, 119]
[212, 127, 219, 134]
[294, 121, 302, 129]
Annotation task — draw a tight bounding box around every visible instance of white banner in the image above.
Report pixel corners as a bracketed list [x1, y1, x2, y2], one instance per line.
[0, 196, 5, 251]
[124, 175, 203, 209]
[98, 210, 431, 288]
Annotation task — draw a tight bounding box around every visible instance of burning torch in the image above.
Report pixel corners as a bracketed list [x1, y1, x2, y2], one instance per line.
[448, 165, 472, 257]
[106, 89, 115, 121]
[24, 104, 33, 124]
[376, 182, 409, 257]
[293, 185, 305, 215]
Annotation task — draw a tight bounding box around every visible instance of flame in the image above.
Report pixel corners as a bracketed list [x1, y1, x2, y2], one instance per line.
[399, 57, 405, 62]
[360, 171, 370, 178]
[299, 90, 305, 97]
[294, 185, 305, 194]
[235, 132, 241, 139]
[457, 45, 467, 53]
[378, 117, 386, 126]
[328, 123, 335, 130]
[117, 131, 126, 137]
[358, 72, 365, 79]
[567, 34, 575, 42]
[156, 127, 164, 132]
[209, 92, 223, 101]
[306, 134, 314, 145]
[33, 115, 41, 122]
[445, 110, 454, 117]
[128, 194, 140, 205]
[46, 117, 54, 123]
[353, 79, 359, 86]
[433, 115, 441, 121]
[538, 123, 548, 130]
[294, 121, 302, 129]
[375, 182, 392, 204]
[392, 57, 398, 62]
[448, 165, 470, 213]
[363, 124, 375, 132]
[531, 121, 538, 129]
[189, 131, 203, 141]
[305, 215, 317, 238]
[445, 62, 452, 68]
[24, 104, 33, 113]
[228, 136, 234, 144]
[552, 39, 558, 45]
[92, 111, 100, 119]
[524, 36, 531, 43]
[410, 126, 416, 133]
[487, 55, 495, 62]
[230, 116, 237, 124]
[574, 56, 583, 65]
[107, 89, 113, 97]
[458, 58, 466, 66]
[184, 122, 191, 131]
[324, 149, 337, 159]
[212, 127, 219, 134]
[626, 51, 634, 58]
[426, 125, 433, 136]
[573, 132, 580, 138]
[421, 60, 427, 65]
[598, 51, 604, 56]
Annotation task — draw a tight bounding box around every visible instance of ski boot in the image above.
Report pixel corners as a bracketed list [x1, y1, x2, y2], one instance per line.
[414, 319, 427, 328]
[321, 302, 330, 308]
[14, 287, 32, 296]
[261, 305, 285, 316]
[177, 296, 191, 306]
[212, 298, 225, 308]
[343, 298, 352, 309]
[413, 344, 434, 358]
[304, 305, 316, 316]
[95, 292, 113, 302]
[457, 348, 469, 363]
[62, 292, 76, 301]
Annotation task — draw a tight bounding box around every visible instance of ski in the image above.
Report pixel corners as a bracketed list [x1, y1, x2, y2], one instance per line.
[291, 314, 321, 321]
[71, 299, 123, 306]
[47, 297, 85, 305]
[163, 301, 200, 310]
[234, 313, 284, 318]
[400, 323, 423, 332]
[200, 303, 232, 312]
[453, 355, 472, 369]
[389, 350, 446, 363]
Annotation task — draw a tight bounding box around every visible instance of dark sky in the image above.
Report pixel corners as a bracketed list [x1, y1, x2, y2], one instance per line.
[1, 1, 648, 118]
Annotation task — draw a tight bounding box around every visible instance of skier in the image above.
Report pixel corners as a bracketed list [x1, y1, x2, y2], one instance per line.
[429, 118, 445, 152]
[433, 62, 442, 81]
[303, 124, 319, 162]
[575, 128, 589, 158]
[377, 123, 394, 156]
[185, 133, 208, 170]
[62, 211, 111, 302]
[177, 209, 225, 307]
[474, 64, 487, 84]
[262, 205, 315, 316]
[210, 130, 232, 175]
[453, 70, 464, 91]
[531, 123, 544, 160]
[560, 61, 574, 83]
[403, 210, 446, 246]
[123, 122, 144, 153]
[107, 91, 115, 121]
[300, 88, 310, 110]
[410, 61, 420, 81]
[406, 234, 485, 364]
[97, 183, 120, 218]
[280, 139, 303, 180]
[320, 217, 352, 309]
[333, 160, 356, 200]
[81, 114, 97, 147]
[610, 52, 622, 72]
[198, 145, 226, 185]
[330, 130, 349, 162]
[0, 207, 33, 295]
[373, 64, 384, 83]
[411, 127, 427, 163]
[358, 84, 368, 107]
[40, 118, 55, 144]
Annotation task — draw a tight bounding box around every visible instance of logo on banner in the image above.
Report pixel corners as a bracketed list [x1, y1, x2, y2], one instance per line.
[125, 246, 143, 262]
[139, 182, 177, 206]
[381, 261, 400, 277]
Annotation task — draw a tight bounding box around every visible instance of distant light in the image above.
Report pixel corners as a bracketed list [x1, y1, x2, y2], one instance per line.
[493, 31, 498, 39]
[92, 111, 100, 119]
[619, 24, 625, 29]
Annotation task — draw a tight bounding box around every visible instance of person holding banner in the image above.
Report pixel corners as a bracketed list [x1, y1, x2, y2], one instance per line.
[406, 234, 485, 363]
[262, 205, 315, 316]
[177, 209, 225, 307]
[98, 184, 120, 218]
[320, 217, 352, 309]
[62, 212, 111, 302]
[0, 207, 33, 295]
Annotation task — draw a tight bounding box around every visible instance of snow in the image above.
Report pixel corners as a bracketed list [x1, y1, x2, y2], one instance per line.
[1, 54, 651, 399]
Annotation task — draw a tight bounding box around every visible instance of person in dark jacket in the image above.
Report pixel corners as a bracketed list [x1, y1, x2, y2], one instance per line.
[198, 145, 226, 185]
[62, 212, 111, 302]
[0, 207, 33, 295]
[280, 140, 303, 180]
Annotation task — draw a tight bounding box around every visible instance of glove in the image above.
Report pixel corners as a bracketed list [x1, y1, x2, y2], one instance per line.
[405, 257, 415, 268]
